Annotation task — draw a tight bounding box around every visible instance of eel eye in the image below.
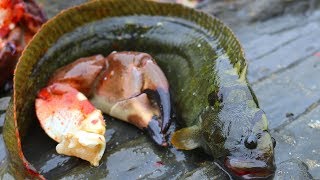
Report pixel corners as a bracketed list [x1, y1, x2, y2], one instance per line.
[272, 137, 276, 148]
[244, 134, 257, 149]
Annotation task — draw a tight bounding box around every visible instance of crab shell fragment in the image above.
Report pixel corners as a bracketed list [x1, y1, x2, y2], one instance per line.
[2, 0, 274, 179]
[36, 83, 106, 166]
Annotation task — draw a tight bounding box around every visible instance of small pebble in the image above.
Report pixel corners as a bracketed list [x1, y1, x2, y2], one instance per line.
[286, 112, 294, 118]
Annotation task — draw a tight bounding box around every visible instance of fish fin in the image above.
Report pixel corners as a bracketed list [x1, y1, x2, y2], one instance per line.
[171, 125, 202, 150]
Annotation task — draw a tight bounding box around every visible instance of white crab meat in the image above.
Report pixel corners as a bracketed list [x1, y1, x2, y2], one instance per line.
[36, 83, 106, 166]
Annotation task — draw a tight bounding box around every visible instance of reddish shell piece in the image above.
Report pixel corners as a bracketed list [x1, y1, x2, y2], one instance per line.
[0, 0, 25, 37]
[36, 83, 98, 142]
[35, 83, 106, 166]
[0, 0, 46, 87]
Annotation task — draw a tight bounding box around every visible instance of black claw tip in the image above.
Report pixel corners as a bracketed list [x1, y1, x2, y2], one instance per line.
[143, 88, 171, 133]
[144, 116, 167, 146]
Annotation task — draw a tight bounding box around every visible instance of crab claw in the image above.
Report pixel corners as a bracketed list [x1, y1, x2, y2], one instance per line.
[35, 83, 106, 166]
[141, 58, 171, 133]
[91, 52, 171, 146]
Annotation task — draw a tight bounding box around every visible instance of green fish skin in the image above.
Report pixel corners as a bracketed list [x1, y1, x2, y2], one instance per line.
[171, 53, 276, 179]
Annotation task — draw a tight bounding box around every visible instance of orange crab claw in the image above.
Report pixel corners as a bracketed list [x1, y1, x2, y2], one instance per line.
[91, 52, 171, 146]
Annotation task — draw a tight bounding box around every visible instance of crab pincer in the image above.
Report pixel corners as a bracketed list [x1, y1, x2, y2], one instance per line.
[35, 52, 171, 165]
[91, 52, 171, 146]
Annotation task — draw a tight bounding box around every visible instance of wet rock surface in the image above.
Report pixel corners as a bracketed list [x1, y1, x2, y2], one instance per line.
[0, 0, 319, 179]
[0, 97, 10, 112]
[23, 116, 212, 179]
[272, 106, 320, 177]
[179, 162, 231, 179]
[202, 0, 320, 23]
[274, 159, 313, 180]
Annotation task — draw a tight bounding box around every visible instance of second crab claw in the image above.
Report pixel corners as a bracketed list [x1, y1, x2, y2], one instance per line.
[91, 52, 171, 146]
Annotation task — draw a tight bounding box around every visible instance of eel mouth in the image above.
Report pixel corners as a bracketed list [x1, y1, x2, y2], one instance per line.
[225, 156, 275, 179]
